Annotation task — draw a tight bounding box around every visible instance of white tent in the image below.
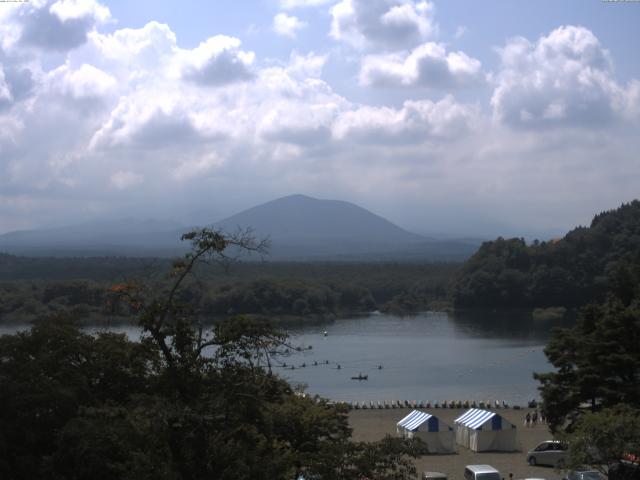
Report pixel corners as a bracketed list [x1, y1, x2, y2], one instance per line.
[396, 410, 455, 454]
[454, 408, 517, 452]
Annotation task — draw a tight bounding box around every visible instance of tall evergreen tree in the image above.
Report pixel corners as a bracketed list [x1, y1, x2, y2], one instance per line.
[535, 255, 640, 432]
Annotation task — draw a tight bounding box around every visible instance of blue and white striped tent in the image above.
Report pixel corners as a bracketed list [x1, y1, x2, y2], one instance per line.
[454, 408, 516, 452]
[397, 410, 455, 453]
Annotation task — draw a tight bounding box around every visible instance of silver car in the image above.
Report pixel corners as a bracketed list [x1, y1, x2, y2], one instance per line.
[526, 441, 568, 467]
[464, 465, 501, 480]
[423, 472, 448, 480]
[563, 471, 602, 480]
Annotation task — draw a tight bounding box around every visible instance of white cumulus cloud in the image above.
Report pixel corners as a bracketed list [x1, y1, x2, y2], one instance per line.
[333, 95, 480, 143]
[13, 0, 112, 52]
[47, 63, 117, 99]
[49, 0, 110, 23]
[360, 42, 483, 89]
[491, 25, 640, 128]
[330, 0, 436, 51]
[89, 87, 207, 150]
[176, 35, 255, 86]
[90, 21, 177, 74]
[273, 13, 308, 38]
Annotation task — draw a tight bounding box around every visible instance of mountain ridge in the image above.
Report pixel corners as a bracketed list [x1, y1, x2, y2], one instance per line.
[0, 194, 478, 261]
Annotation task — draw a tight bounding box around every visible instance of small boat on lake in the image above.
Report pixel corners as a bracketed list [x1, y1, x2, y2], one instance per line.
[351, 373, 368, 381]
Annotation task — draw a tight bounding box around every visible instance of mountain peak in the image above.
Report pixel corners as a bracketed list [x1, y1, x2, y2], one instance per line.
[216, 194, 423, 246]
[278, 194, 316, 201]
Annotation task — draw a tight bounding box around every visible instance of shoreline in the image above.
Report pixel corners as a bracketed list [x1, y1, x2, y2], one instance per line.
[349, 407, 563, 480]
[339, 400, 536, 410]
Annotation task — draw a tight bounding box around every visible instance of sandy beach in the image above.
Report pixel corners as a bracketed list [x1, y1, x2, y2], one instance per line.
[349, 407, 564, 480]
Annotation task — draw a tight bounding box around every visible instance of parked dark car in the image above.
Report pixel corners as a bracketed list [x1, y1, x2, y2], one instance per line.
[609, 460, 640, 480]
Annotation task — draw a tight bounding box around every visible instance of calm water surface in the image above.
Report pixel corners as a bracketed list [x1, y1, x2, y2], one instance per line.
[0, 311, 563, 405]
[280, 311, 562, 405]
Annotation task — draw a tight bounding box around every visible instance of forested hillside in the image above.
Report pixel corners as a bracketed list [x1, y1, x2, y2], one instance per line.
[452, 200, 640, 308]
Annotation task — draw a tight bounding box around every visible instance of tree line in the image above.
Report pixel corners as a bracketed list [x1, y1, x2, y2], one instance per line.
[0, 262, 457, 325]
[452, 200, 640, 309]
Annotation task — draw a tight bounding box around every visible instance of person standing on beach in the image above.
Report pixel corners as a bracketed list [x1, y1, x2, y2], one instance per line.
[532, 410, 538, 426]
[525, 412, 531, 427]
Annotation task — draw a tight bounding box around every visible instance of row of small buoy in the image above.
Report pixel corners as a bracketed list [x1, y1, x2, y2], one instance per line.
[280, 360, 384, 370]
[283, 348, 540, 374]
[280, 360, 332, 370]
[336, 399, 525, 410]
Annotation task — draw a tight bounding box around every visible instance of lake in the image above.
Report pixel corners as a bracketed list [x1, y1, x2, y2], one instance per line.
[0, 310, 565, 405]
[279, 311, 563, 405]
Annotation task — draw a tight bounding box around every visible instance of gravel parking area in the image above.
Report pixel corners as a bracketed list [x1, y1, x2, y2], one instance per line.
[349, 407, 564, 480]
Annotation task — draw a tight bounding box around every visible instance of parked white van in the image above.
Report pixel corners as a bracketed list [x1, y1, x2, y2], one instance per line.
[464, 465, 501, 480]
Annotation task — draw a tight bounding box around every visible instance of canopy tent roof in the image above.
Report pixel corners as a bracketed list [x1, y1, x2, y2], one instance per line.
[454, 409, 498, 430]
[397, 410, 434, 431]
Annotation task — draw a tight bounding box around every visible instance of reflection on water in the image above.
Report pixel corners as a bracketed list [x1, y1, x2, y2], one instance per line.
[282, 311, 566, 404]
[0, 311, 567, 405]
[450, 309, 574, 341]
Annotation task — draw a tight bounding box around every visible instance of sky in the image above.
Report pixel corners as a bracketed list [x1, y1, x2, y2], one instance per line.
[0, 0, 639, 238]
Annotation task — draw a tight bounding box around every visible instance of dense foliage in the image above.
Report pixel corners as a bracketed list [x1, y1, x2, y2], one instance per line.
[559, 405, 640, 477]
[0, 261, 456, 325]
[535, 253, 640, 433]
[1, 319, 427, 479]
[0, 229, 427, 480]
[0, 253, 171, 281]
[534, 246, 640, 477]
[452, 200, 640, 308]
[0, 281, 109, 324]
[202, 278, 376, 317]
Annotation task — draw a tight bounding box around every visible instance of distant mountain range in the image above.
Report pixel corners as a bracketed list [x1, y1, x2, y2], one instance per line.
[0, 218, 185, 257]
[0, 194, 481, 261]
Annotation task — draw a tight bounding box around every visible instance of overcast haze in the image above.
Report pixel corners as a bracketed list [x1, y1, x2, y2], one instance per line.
[1, 0, 639, 238]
